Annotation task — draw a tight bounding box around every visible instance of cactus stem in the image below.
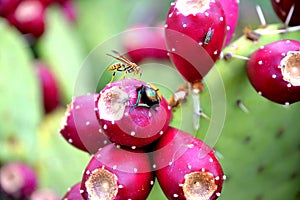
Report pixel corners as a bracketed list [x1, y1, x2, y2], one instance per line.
[255, 5, 267, 27]
[285, 4, 295, 26]
[236, 99, 249, 113]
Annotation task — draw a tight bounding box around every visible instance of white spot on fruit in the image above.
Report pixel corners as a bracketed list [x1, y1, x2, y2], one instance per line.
[272, 74, 277, 79]
[150, 180, 154, 185]
[173, 194, 179, 198]
[223, 175, 227, 180]
[103, 124, 108, 130]
[187, 164, 192, 169]
[131, 146, 136, 150]
[118, 185, 123, 189]
[220, 17, 224, 21]
[183, 23, 187, 28]
[287, 83, 292, 88]
[258, 91, 262, 95]
[68, 138, 73, 143]
[258, 60, 263, 65]
[169, 162, 173, 166]
[209, 158, 213, 163]
[215, 176, 220, 180]
[86, 121, 90, 126]
[198, 42, 203, 46]
[164, 24, 168, 28]
[75, 105, 80, 109]
[205, 12, 209, 16]
[130, 131, 136, 136]
[214, 50, 218, 55]
[286, 40, 291, 44]
[112, 165, 117, 170]
[152, 164, 157, 169]
[216, 192, 221, 197]
[159, 131, 164, 135]
[226, 26, 230, 31]
[285, 102, 290, 106]
[133, 168, 138, 173]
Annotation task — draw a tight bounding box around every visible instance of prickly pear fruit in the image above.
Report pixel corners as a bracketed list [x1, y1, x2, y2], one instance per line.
[123, 24, 169, 63]
[60, 94, 110, 154]
[35, 61, 60, 114]
[81, 144, 155, 200]
[96, 78, 171, 148]
[7, 0, 46, 38]
[219, 0, 239, 45]
[271, 0, 300, 26]
[62, 182, 83, 200]
[153, 127, 224, 200]
[246, 39, 300, 105]
[0, 162, 37, 199]
[165, 0, 227, 83]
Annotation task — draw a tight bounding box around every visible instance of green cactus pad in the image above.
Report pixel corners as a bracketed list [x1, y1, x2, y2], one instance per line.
[0, 20, 42, 164]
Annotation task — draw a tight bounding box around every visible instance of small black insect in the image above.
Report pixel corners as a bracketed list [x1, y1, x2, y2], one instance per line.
[204, 27, 214, 45]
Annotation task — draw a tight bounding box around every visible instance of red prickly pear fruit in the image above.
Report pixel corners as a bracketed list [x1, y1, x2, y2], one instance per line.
[96, 78, 172, 148]
[219, 0, 239, 46]
[0, 162, 37, 199]
[246, 39, 300, 105]
[271, 0, 300, 26]
[62, 182, 83, 200]
[60, 94, 110, 154]
[6, 0, 46, 38]
[165, 0, 227, 83]
[0, 0, 20, 17]
[153, 127, 224, 200]
[30, 189, 60, 200]
[35, 61, 60, 114]
[81, 144, 155, 200]
[122, 24, 169, 63]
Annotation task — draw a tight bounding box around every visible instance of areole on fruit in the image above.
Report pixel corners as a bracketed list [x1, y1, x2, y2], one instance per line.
[280, 50, 300, 86]
[174, 0, 211, 16]
[183, 171, 218, 200]
[85, 167, 118, 200]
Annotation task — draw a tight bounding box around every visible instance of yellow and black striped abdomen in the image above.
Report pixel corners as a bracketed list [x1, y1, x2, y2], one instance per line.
[108, 63, 127, 71]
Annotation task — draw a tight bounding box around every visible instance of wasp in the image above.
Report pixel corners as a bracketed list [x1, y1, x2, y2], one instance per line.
[107, 50, 142, 83]
[131, 84, 162, 111]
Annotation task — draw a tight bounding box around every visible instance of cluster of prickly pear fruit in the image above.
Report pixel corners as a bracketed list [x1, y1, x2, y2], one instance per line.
[0, 0, 76, 38]
[60, 76, 224, 199]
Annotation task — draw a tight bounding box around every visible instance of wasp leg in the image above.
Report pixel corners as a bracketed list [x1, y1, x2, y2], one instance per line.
[109, 71, 116, 83]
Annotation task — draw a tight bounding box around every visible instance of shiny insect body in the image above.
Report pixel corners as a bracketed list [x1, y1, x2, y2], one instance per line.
[204, 27, 214, 45]
[131, 84, 162, 111]
[107, 51, 141, 82]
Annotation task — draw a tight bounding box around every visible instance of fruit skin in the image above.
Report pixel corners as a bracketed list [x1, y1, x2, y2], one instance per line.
[0, 162, 37, 199]
[165, 0, 226, 83]
[271, 0, 300, 26]
[96, 78, 171, 148]
[153, 127, 224, 200]
[62, 182, 83, 200]
[30, 189, 60, 200]
[60, 94, 110, 154]
[219, 0, 239, 46]
[123, 24, 169, 63]
[0, 0, 20, 17]
[81, 144, 155, 200]
[35, 61, 60, 113]
[7, 0, 46, 38]
[246, 39, 300, 104]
